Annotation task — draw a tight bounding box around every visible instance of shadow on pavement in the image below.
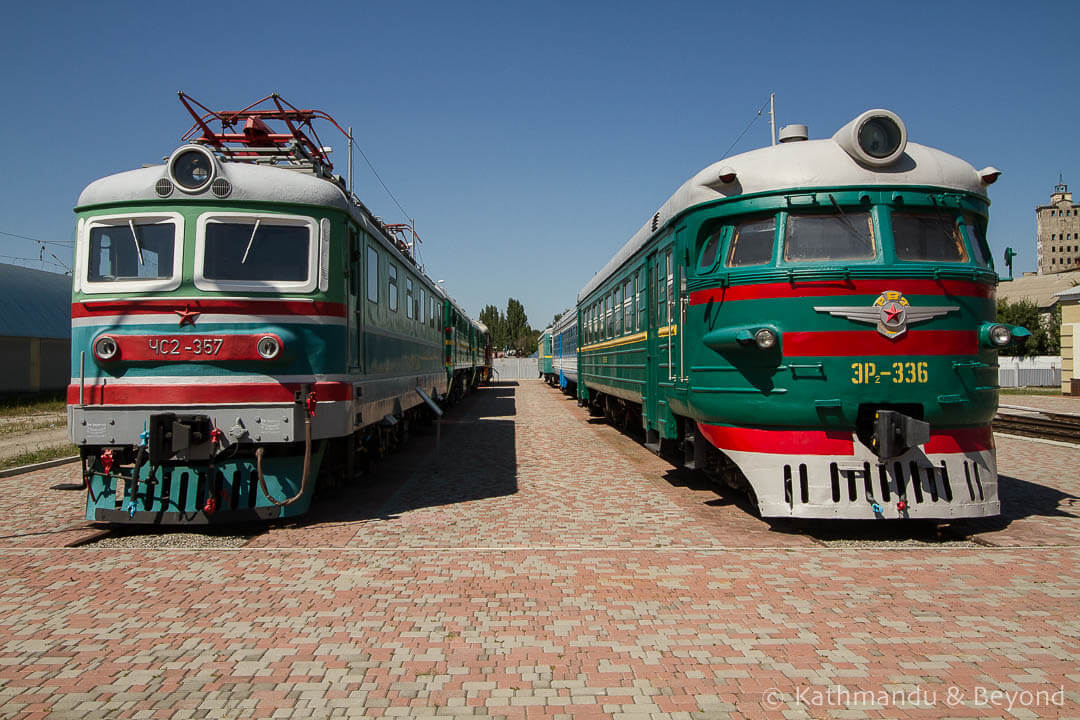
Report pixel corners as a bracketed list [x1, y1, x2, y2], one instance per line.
[299, 382, 519, 526]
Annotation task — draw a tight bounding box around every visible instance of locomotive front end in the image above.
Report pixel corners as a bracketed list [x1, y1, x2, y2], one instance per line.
[679, 110, 1015, 520]
[69, 141, 352, 524]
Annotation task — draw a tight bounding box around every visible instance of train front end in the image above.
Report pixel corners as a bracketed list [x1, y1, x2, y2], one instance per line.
[681, 111, 1017, 520]
[69, 140, 351, 524]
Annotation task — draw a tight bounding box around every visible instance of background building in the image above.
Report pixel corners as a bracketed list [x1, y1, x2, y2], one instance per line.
[0, 265, 71, 396]
[1058, 285, 1080, 394]
[1036, 181, 1080, 274]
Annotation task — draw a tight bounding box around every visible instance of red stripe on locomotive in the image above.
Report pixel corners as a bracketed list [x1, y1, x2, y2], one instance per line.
[689, 278, 994, 305]
[782, 330, 978, 356]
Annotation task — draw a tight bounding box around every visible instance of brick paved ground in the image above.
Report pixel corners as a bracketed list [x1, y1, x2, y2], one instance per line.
[1000, 393, 1080, 415]
[1, 381, 1078, 718]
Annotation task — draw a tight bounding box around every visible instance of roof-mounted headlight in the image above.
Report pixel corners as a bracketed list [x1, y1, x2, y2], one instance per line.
[832, 109, 908, 167]
[167, 145, 217, 193]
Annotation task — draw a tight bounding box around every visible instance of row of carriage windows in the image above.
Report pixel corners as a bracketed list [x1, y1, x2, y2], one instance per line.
[366, 246, 437, 328]
[582, 249, 673, 346]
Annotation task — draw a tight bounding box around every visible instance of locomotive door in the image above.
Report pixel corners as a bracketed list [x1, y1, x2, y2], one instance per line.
[672, 225, 689, 395]
[347, 225, 364, 372]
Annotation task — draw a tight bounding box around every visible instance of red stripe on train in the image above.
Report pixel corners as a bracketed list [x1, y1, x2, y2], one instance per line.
[689, 279, 994, 305]
[783, 330, 977, 356]
[67, 381, 352, 405]
[698, 424, 993, 455]
[72, 299, 347, 318]
[697, 423, 855, 454]
[923, 427, 994, 453]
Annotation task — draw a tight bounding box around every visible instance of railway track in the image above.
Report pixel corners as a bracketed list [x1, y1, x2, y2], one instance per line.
[994, 404, 1080, 445]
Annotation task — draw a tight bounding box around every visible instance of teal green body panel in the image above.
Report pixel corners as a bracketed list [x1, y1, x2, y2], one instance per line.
[576, 186, 1000, 438]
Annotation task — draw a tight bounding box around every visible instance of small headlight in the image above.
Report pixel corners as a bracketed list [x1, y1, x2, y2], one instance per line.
[754, 328, 778, 350]
[257, 335, 281, 359]
[989, 324, 1012, 347]
[94, 336, 119, 360]
[169, 146, 216, 192]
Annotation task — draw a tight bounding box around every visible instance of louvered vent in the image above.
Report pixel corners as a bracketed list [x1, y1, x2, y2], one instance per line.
[211, 178, 232, 198]
[155, 178, 174, 197]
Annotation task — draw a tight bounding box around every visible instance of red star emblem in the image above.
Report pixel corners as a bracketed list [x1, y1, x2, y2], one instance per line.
[175, 305, 200, 327]
[883, 302, 904, 324]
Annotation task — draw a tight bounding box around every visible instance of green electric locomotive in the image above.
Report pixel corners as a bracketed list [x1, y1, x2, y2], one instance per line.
[68, 94, 489, 524]
[574, 109, 1021, 520]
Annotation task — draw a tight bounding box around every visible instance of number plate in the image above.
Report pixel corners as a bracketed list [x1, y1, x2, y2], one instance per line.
[851, 361, 929, 385]
[102, 334, 282, 362]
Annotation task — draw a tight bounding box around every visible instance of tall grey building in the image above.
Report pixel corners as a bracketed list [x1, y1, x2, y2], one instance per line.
[1037, 180, 1080, 274]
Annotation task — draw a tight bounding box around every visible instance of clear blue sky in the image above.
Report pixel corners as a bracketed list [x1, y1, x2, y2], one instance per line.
[1, 1, 1074, 328]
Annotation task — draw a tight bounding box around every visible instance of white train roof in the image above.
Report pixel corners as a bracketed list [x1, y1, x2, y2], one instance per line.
[77, 161, 353, 212]
[579, 117, 995, 303]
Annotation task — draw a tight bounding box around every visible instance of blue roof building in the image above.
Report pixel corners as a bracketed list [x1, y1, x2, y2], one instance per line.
[0, 264, 71, 394]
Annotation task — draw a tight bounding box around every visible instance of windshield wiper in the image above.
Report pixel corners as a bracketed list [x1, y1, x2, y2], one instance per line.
[127, 220, 144, 265]
[241, 220, 262, 264]
[828, 194, 864, 240]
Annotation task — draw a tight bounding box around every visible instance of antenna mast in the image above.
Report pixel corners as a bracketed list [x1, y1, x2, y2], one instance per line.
[769, 93, 776, 146]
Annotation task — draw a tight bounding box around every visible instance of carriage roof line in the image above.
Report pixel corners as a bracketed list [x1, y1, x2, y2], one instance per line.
[578, 109, 1001, 303]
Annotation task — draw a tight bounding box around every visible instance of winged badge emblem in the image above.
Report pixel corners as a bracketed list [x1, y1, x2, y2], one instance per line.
[814, 291, 958, 339]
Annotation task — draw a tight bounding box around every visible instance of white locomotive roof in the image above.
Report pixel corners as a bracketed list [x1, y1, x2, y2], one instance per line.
[578, 137, 992, 303]
[77, 162, 353, 212]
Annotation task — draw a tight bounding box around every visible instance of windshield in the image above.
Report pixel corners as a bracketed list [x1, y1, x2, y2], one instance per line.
[726, 217, 775, 267]
[88, 221, 175, 282]
[784, 211, 875, 262]
[202, 220, 310, 282]
[892, 211, 969, 262]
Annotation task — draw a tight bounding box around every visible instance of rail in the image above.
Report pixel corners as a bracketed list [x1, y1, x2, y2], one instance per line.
[993, 404, 1080, 445]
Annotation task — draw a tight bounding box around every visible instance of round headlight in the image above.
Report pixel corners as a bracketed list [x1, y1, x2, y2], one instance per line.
[94, 336, 119, 361]
[754, 328, 778, 350]
[256, 335, 281, 360]
[858, 116, 903, 159]
[169, 146, 216, 192]
[989, 324, 1012, 347]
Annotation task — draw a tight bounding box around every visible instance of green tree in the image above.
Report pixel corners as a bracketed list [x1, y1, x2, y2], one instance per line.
[505, 298, 531, 353]
[996, 298, 1060, 357]
[479, 304, 504, 348]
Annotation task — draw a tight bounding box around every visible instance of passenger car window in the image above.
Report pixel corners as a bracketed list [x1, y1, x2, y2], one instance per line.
[367, 247, 379, 303]
[892, 212, 969, 262]
[784, 212, 875, 262]
[727, 217, 775, 267]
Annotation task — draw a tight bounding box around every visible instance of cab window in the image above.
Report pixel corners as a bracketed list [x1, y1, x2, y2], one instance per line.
[892, 211, 969, 262]
[726, 217, 775, 267]
[698, 227, 724, 271]
[784, 211, 875, 262]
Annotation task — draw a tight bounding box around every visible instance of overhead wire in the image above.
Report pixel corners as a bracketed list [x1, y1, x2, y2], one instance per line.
[718, 95, 773, 162]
